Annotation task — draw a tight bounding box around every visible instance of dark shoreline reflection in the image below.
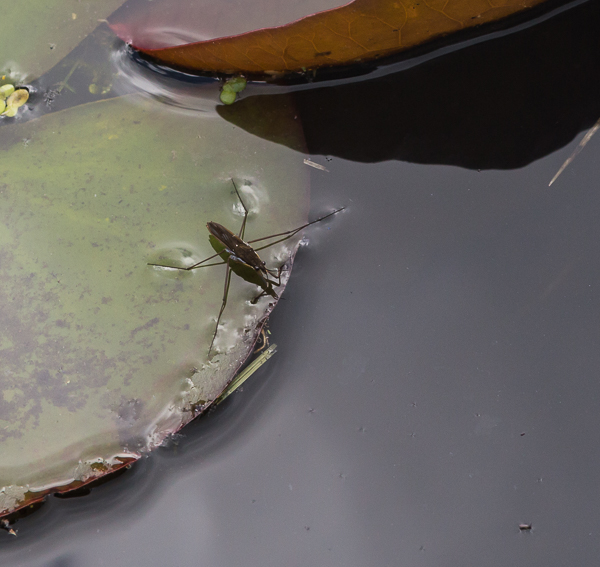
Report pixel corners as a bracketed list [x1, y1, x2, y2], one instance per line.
[220, 0, 600, 170]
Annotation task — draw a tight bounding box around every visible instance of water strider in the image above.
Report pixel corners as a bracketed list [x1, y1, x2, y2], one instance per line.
[149, 180, 344, 355]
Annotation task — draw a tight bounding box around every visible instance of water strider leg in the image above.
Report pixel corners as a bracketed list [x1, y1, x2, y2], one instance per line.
[209, 256, 233, 355]
[148, 182, 344, 355]
[148, 179, 248, 271]
[148, 254, 225, 270]
[250, 265, 287, 304]
[231, 179, 249, 239]
[208, 180, 251, 355]
[248, 207, 345, 297]
[248, 207, 345, 252]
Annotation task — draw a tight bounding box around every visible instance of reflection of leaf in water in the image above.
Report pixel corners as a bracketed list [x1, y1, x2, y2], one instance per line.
[112, 0, 550, 76]
[2, 0, 125, 81]
[0, 92, 308, 516]
[216, 0, 600, 172]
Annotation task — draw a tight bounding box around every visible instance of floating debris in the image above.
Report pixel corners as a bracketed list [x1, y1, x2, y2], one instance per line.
[0, 519, 16, 536]
[216, 344, 278, 403]
[549, 117, 600, 186]
[304, 159, 329, 172]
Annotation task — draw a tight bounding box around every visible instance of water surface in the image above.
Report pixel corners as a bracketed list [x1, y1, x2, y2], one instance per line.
[2, 1, 600, 565]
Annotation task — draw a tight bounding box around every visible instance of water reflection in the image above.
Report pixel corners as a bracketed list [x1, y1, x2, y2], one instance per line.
[220, 0, 600, 169]
[111, 45, 219, 112]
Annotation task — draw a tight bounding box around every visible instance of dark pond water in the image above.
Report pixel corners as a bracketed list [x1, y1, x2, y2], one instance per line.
[2, 0, 600, 564]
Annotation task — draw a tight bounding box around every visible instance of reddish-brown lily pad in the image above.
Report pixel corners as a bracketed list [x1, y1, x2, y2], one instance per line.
[112, 0, 550, 75]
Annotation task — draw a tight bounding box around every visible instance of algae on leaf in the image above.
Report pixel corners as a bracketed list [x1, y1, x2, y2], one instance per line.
[0, 93, 308, 515]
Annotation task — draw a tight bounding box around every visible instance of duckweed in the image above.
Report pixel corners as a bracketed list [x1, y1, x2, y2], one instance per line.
[219, 76, 247, 105]
[1, 86, 28, 117]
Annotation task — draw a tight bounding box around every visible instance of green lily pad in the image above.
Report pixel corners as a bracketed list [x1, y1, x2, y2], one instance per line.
[0, 93, 309, 516]
[2, 0, 125, 81]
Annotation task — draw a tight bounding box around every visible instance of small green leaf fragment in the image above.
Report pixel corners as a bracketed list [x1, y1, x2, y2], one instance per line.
[216, 344, 277, 403]
[88, 83, 99, 94]
[0, 84, 15, 100]
[220, 89, 237, 105]
[0, 100, 5, 114]
[2, 106, 18, 117]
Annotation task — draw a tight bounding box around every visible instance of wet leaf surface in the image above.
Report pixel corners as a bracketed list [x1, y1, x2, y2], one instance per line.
[115, 0, 550, 75]
[0, 93, 308, 516]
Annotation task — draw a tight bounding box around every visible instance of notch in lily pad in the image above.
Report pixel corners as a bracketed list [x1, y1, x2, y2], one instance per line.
[0, 85, 29, 117]
[219, 76, 247, 105]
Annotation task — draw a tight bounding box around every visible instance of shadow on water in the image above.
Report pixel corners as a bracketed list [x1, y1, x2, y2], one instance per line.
[220, 0, 600, 169]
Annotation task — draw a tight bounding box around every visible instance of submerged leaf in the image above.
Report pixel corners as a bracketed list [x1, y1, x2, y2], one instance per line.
[1, 0, 126, 80]
[118, 0, 550, 76]
[0, 93, 309, 516]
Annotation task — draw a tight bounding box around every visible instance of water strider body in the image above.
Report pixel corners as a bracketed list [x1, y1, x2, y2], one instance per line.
[149, 180, 344, 355]
[205, 220, 283, 301]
